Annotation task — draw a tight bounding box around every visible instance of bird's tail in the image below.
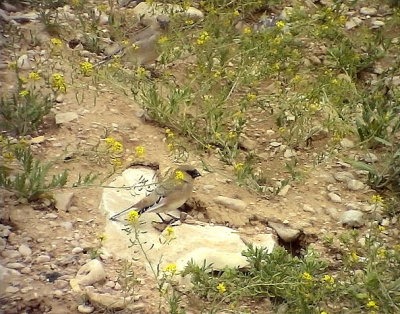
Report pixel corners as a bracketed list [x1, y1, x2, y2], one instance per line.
[109, 204, 137, 221]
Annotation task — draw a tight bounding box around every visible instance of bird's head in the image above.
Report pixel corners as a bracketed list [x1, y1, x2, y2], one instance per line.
[178, 165, 201, 179]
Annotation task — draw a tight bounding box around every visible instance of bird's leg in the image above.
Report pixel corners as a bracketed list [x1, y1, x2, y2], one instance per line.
[156, 213, 169, 224]
[154, 213, 179, 225]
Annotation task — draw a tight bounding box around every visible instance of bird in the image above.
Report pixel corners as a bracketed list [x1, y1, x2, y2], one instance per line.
[110, 165, 201, 222]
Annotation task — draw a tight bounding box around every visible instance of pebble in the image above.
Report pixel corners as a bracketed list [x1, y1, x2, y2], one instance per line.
[381, 218, 390, 227]
[7, 262, 25, 269]
[345, 17, 363, 30]
[333, 171, 354, 183]
[270, 141, 282, 147]
[340, 138, 354, 149]
[78, 305, 95, 313]
[302, 204, 315, 213]
[5, 286, 19, 293]
[18, 244, 32, 257]
[360, 7, 377, 16]
[44, 213, 58, 219]
[340, 210, 364, 227]
[72, 247, 84, 254]
[277, 184, 291, 196]
[36, 255, 51, 263]
[17, 54, 32, 70]
[347, 179, 364, 191]
[328, 192, 342, 203]
[21, 267, 32, 274]
[269, 222, 301, 243]
[371, 20, 385, 28]
[363, 152, 378, 163]
[213, 196, 247, 212]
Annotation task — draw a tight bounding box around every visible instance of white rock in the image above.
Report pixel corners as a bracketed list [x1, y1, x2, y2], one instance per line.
[328, 192, 342, 203]
[302, 204, 315, 213]
[72, 247, 84, 254]
[17, 54, 32, 70]
[77, 304, 94, 313]
[55, 112, 78, 124]
[18, 244, 32, 257]
[36, 255, 51, 263]
[239, 134, 256, 150]
[371, 20, 385, 28]
[325, 207, 340, 220]
[270, 141, 282, 147]
[347, 179, 365, 191]
[345, 17, 363, 30]
[70, 259, 106, 290]
[283, 148, 296, 158]
[55, 94, 64, 103]
[5, 286, 19, 293]
[340, 138, 354, 149]
[7, 262, 25, 269]
[213, 196, 247, 212]
[277, 184, 290, 196]
[360, 7, 377, 16]
[340, 210, 364, 227]
[363, 152, 378, 163]
[53, 192, 74, 211]
[247, 234, 277, 253]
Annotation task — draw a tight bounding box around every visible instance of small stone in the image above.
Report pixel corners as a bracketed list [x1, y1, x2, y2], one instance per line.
[246, 234, 277, 253]
[302, 204, 315, 213]
[21, 267, 31, 274]
[70, 259, 106, 289]
[7, 262, 25, 269]
[53, 192, 74, 211]
[269, 222, 301, 243]
[381, 218, 390, 227]
[5, 286, 19, 293]
[30, 136, 45, 144]
[239, 134, 257, 150]
[36, 255, 51, 263]
[213, 196, 246, 212]
[114, 282, 121, 290]
[325, 207, 340, 220]
[333, 171, 354, 183]
[77, 304, 94, 313]
[17, 54, 32, 70]
[328, 192, 341, 203]
[45, 213, 58, 219]
[371, 20, 385, 28]
[340, 138, 354, 149]
[55, 94, 64, 103]
[99, 14, 108, 25]
[360, 7, 377, 16]
[55, 112, 78, 124]
[54, 279, 68, 289]
[277, 184, 290, 197]
[283, 148, 296, 158]
[18, 244, 32, 257]
[72, 247, 83, 254]
[347, 179, 365, 191]
[345, 17, 362, 30]
[309, 55, 321, 65]
[270, 141, 282, 147]
[340, 210, 364, 227]
[363, 152, 378, 163]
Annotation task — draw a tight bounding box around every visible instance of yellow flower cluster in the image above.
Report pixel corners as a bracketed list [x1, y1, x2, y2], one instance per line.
[50, 38, 62, 46]
[127, 210, 139, 224]
[165, 128, 174, 138]
[158, 36, 168, 44]
[371, 194, 383, 204]
[367, 300, 378, 310]
[164, 263, 177, 274]
[301, 272, 313, 281]
[196, 31, 210, 45]
[105, 137, 124, 153]
[174, 170, 185, 181]
[136, 67, 147, 77]
[276, 21, 285, 29]
[80, 61, 94, 76]
[51, 73, 67, 92]
[322, 274, 334, 284]
[243, 27, 252, 35]
[217, 283, 226, 293]
[135, 146, 146, 158]
[234, 162, 244, 172]
[28, 72, 40, 81]
[19, 90, 29, 97]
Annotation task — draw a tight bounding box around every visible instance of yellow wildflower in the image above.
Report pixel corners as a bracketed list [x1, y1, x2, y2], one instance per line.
[158, 36, 168, 44]
[213, 70, 221, 78]
[131, 43, 139, 50]
[165, 128, 174, 138]
[377, 248, 386, 259]
[97, 4, 107, 12]
[50, 38, 62, 46]
[301, 272, 313, 281]
[339, 15, 346, 24]
[233, 10, 240, 17]
[165, 226, 175, 237]
[243, 27, 252, 34]
[136, 67, 147, 77]
[51, 73, 66, 92]
[366, 300, 378, 310]
[228, 131, 236, 139]
[135, 146, 146, 158]
[217, 283, 226, 293]
[371, 194, 383, 204]
[105, 137, 115, 144]
[378, 225, 386, 232]
[322, 274, 334, 284]
[167, 143, 174, 151]
[196, 31, 210, 45]
[111, 157, 122, 167]
[234, 162, 244, 172]
[175, 170, 185, 181]
[3, 151, 14, 161]
[276, 21, 285, 29]
[111, 141, 123, 153]
[185, 19, 194, 25]
[127, 210, 139, 224]
[28, 72, 40, 80]
[164, 263, 177, 274]
[121, 40, 129, 46]
[247, 93, 257, 101]
[97, 234, 107, 241]
[350, 252, 360, 262]
[19, 90, 29, 97]
[80, 61, 94, 76]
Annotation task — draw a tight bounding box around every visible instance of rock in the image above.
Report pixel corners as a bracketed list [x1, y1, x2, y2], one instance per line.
[53, 192, 74, 211]
[333, 171, 355, 183]
[72, 247, 83, 254]
[309, 55, 321, 65]
[277, 184, 290, 196]
[5, 286, 19, 293]
[213, 196, 247, 212]
[270, 141, 281, 147]
[363, 152, 378, 163]
[239, 134, 256, 150]
[55, 112, 78, 124]
[381, 218, 390, 227]
[17, 54, 32, 70]
[371, 20, 385, 28]
[340, 138, 354, 149]
[325, 207, 340, 220]
[302, 204, 315, 213]
[345, 17, 363, 30]
[36, 255, 51, 263]
[269, 222, 301, 243]
[18, 244, 32, 257]
[328, 192, 341, 203]
[55, 94, 64, 103]
[99, 13, 108, 25]
[245, 234, 277, 253]
[30, 136, 45, 144]
[1, 2, 18, 12]
[347, 179, 364, 191]
[7, 262, 25, 269]
[77, 304, 94, 313]
[283, 148, 296, 158]
[85, 287, 144, 311]
[340, 210, 364, 227]
[70, 259, 106, 291]
[44, 213, 58, 219]
[360, 7, 377, 16]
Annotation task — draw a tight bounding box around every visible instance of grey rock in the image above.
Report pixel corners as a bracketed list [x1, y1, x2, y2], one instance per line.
[340, 210, 364, 227]
[340, 138, 354, 149]
[18, 244, 32, 257]
[309, 55, 321, 65]
[328, 192, 342, 203]
[347, 179, 365, 191]
[363, 152, 378, 163]
[70, 259, 106, 289]
[36, 255, 51, 263]
[333, 171, 354, 183]
[55, 112, 78, 124]
[325, 207, 340, 220]
[360, 7, 377, 16]
[277, 184, 290, 196]
[17, 54, 32, 70]
[20, 267, 31, 274]
[345, 17, 362, 30]
[55, 94, 64, 103]
[214, 196, 247, 212]
[269, 222, 301, 243]
[239, 134, 257, 150]
[381, 218, 390, 227]
[53, 192, 74, 211]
